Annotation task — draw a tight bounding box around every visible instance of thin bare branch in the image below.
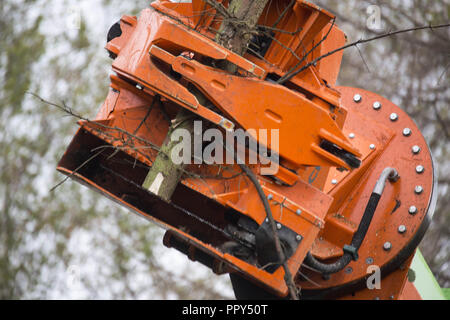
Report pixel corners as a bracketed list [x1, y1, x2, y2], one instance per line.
[278, 23, 450, 84]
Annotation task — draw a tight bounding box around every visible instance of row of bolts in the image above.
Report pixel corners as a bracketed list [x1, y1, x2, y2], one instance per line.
[352, 93, 425, 251]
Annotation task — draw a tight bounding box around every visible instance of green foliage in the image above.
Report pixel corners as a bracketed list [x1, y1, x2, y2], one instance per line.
[1, 7, 45, 113]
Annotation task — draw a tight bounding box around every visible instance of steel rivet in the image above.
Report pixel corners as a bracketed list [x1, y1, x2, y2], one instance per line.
[398, 225, 407, 234]
[412, 145, 421, 154]
[403, 128, 412, 136]
[296, 209, 302, 215]
[373, 101, 382, 110]
[408, 206, 418, 215]
[276, 223, 282, 230]
[416, 165, 424, 174]
[331, 179, 338, 185]
[349, 133, 355, 139]
[390, 113, 399, 122]
[267, 194, 273, 200]
[369, 144, 376, 150]
[353, 94, 362, 103]
[415, 186, 423, 194]
[383, 242, 392, 251]
[296, 235, 302, 241]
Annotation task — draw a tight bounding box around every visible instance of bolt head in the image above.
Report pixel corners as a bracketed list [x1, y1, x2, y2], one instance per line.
[398, 225, 407, 234]
[349, 133, 355, 139]
[415, 186, 424, 194]
[276, 223, 282, 230]
[331, 179, 338, 185]
[296, 235, 302, 241]
[390, 113, 399, 121]
[412, 145, 421, 154]
[416, 165, 425, 174]
[373, 101, 382, 110]
[267, 194, 274, 200]
[408, 206, 418, 215]
[136, 84, 143, 90]
[296, 209, 302, 215]
[353, 94, 362, 103]
[369, 144, 376, 150]
[366, 257, 374, 265]
[383, 242, 392, 251]
[403, 128, 412, 136]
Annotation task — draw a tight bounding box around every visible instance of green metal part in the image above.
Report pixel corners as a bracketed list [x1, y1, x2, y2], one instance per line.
[410, 250, 448, 300]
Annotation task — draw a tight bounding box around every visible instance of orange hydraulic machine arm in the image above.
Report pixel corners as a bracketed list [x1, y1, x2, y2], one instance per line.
[57, 0, 437, 299]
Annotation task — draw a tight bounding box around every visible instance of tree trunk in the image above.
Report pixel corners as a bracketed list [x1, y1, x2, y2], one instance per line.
[216, 0, 269, 55]
[142, 108, 194, 201]
[143, 0, 269, 201]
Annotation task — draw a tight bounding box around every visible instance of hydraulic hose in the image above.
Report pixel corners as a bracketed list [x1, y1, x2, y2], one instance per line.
[304, 167, 399, 275]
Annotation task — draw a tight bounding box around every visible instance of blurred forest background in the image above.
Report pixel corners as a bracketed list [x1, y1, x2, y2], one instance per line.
[0, 0, 448, 299]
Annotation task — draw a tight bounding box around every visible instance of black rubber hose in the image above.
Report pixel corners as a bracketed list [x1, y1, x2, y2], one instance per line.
[304, 193, 381, 274]
[304, 167, 398, 275]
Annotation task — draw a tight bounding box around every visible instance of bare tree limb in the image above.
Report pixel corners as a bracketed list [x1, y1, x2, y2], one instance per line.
[278, 23, 450, 84]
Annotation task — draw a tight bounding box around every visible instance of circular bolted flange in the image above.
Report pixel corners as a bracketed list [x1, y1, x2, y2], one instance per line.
[300, 87, 436, 295]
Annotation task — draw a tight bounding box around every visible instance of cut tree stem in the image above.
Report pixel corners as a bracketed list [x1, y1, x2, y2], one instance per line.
[142, 108, 194, 202]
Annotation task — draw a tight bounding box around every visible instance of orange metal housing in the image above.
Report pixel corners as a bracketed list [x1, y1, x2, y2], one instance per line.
[57, 0, 436, 299]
